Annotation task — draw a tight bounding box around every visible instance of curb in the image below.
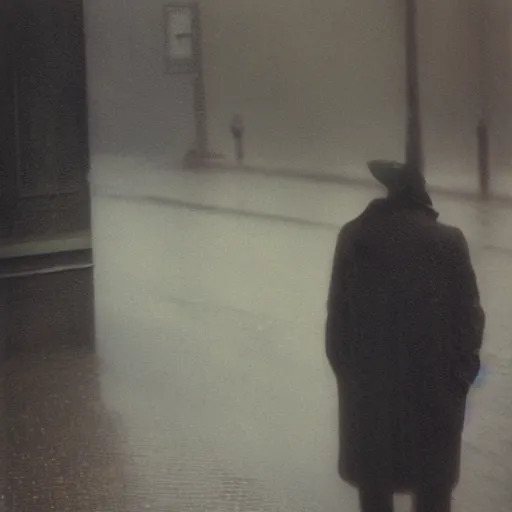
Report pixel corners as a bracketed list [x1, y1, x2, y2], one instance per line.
[198, 165, 512, 206]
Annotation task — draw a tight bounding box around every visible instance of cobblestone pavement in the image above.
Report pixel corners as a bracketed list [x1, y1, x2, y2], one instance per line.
[5, 178, 512, 511]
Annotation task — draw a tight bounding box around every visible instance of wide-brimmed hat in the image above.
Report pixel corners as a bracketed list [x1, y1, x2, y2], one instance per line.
[367, 159, 436, 211]
[367, 160, 423, 191]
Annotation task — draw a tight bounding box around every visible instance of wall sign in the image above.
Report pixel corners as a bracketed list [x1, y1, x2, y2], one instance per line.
[164, 2, 200, 74]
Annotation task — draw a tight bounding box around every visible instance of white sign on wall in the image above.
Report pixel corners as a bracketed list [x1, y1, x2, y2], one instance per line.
[164, 2, 199, 74]
[167, 7, 193, 59]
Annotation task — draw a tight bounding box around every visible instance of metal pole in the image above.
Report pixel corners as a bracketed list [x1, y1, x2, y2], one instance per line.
[477, 0, 490, 198]
[405, 0, 424, 174]
[192, 2, 209, 155]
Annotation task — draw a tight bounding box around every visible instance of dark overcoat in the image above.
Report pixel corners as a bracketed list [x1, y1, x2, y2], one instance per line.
[326, 197, 485, 492]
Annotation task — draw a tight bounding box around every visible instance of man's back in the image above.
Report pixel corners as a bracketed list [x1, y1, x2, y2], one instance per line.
[326, 197, 485, 491]
[341, 199, 461, 375]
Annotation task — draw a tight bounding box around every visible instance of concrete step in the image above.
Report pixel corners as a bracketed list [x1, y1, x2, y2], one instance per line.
[0, 249, 93, 279]
[0, 230, 91, 259]
[2, 262, 95, 359]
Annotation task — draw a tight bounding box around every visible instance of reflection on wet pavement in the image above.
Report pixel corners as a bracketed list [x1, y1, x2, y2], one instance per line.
[4, 177, 512, 511]
[5, 350, 138, 511]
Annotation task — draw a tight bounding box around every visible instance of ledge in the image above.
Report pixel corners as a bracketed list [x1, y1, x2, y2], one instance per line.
[0, 231, 92, 260]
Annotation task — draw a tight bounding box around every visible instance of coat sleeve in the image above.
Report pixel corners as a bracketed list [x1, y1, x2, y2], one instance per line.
[326, 228, 353, 372]
[450, 229, 485, 391]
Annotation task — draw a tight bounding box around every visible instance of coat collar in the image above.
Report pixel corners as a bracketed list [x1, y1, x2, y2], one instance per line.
[365, 197, 439, 221]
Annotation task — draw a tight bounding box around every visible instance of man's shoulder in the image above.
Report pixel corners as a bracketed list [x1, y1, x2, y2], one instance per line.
[431, 220, 465, 245]
[338, 215, 364, 241]
[339, 209, 466, 248]
[338, 199, 383, 232]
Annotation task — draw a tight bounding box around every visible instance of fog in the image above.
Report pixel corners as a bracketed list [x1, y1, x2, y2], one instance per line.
[85, 0, 511, 182]
[3, 1, 512, 510]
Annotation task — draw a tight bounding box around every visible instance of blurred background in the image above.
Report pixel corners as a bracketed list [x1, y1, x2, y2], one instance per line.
[1, 1, 511, 511]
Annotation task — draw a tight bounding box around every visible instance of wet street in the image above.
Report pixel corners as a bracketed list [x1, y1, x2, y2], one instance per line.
[4, 170, 512, 511]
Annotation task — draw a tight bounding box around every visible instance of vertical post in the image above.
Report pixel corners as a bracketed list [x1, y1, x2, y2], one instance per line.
[192, 2, 209, 155]
[405, 0, 424, 174]
[231, 115, 245, 164]
[477, 120, 490, 197]
[477, 0, 490, 198]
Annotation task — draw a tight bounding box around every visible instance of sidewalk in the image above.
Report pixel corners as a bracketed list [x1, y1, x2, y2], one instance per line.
[89, 156, 512, 255]
[338, 165, 512, 204]
[90, 154, 512, 205]
[181, 156, 512, 204]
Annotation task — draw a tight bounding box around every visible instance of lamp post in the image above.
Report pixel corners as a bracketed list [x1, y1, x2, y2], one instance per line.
[477, 0, 490, 198]
[404, 0, 424, 174]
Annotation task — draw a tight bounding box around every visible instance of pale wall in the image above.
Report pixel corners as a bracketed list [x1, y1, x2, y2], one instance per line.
[488, 0, 512, 169]
[200, 0, 406, 173]
[84, 0, 196, 173]
[417, 0, 479, 174]
[83, 0, 511, 179]
[200, 0, 511, 175]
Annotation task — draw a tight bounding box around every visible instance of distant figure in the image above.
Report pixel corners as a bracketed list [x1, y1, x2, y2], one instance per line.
[326, 161, 485, 512]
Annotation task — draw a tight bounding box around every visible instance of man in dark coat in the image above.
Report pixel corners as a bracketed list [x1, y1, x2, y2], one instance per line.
[326, 161, 485, 512]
